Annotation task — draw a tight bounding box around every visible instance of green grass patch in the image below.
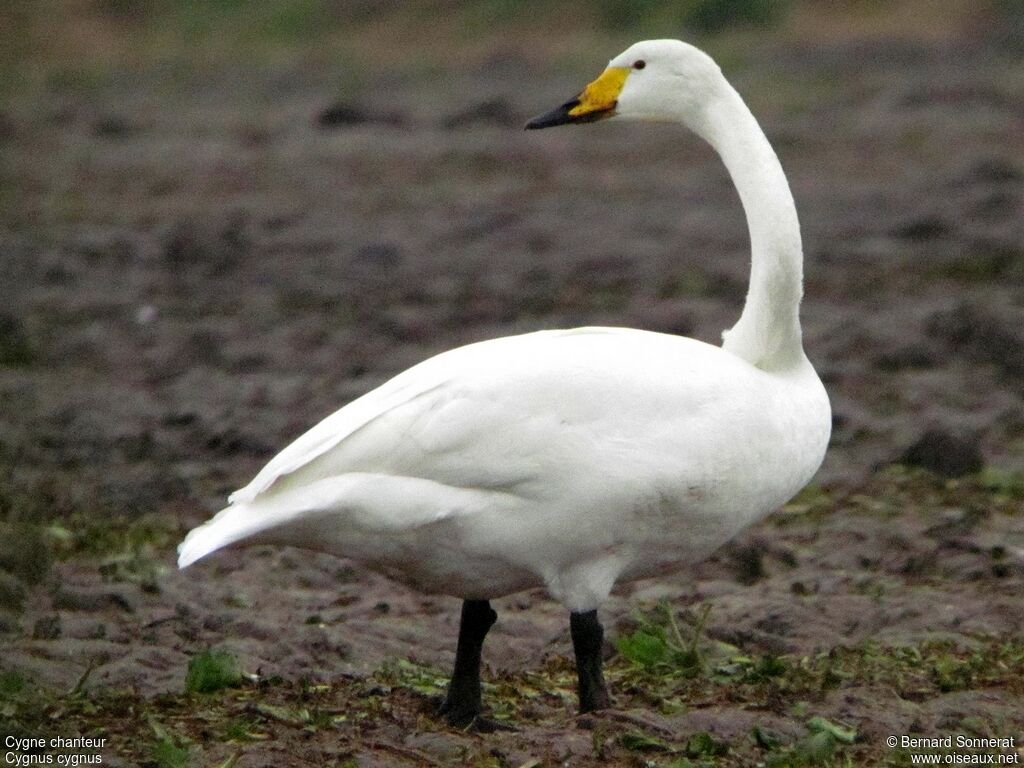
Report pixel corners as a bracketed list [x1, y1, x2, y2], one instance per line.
[686, 730, 730, 757]
[152, 736, 191, 768]
[0, 668, 28, 697]
[46, 513, 182, 560]
[616, 603, 710, 673]
[979, 467, 1024, 500]
[615, 631, 1024, 710]
[375, 658, 449, 698]
[185, 649, 243, 694]
[149, 715, 193, 768]
[776, 465, 1024, 529]
[620, 729, 672, 752]
[0, 634, 1020, 766]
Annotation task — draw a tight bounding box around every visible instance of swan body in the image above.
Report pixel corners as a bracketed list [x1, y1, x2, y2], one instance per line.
[180, 327, 827, 609]
[178, 39, 830, 722]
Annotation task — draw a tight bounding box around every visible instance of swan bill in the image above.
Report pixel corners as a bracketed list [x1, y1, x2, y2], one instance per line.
[525, 66, 629, 129]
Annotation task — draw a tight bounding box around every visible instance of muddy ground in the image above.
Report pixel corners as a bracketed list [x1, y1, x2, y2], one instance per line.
[1, 3, 1023, 766]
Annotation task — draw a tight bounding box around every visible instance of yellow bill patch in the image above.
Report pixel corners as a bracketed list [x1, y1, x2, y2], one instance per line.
[568, 67, 629, 118]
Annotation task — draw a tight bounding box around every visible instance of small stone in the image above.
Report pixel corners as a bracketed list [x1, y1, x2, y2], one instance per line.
[134, 304, 158, 324]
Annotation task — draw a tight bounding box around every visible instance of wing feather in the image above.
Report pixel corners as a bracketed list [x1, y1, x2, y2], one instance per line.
[229, 370, 451, 504]
[229, 327, 693, 505]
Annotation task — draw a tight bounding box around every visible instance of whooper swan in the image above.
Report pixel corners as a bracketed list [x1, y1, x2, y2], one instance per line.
[179, 39, 831, 729]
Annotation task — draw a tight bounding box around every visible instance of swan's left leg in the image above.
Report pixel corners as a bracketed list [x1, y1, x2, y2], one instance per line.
[437, 599, 499, 730]
[571, 609, 611, 712]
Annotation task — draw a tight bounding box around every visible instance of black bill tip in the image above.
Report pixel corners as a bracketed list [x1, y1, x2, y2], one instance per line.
[525, 99, 580, 130]
[525, 99, 617, 130]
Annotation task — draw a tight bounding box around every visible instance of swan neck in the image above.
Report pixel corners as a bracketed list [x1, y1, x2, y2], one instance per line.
[695, 81, 805, 370]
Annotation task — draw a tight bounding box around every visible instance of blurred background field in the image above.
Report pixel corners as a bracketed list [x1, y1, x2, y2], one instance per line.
[1, 1, 1023, 766]
[1, 0, 1010, 78]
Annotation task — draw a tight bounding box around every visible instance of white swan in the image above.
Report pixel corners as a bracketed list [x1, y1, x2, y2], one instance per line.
[178, 39, 830, 727]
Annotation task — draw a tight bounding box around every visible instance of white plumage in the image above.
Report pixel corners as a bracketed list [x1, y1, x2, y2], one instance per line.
[179, 326, 827, 610]
[178, 41, 830, 717]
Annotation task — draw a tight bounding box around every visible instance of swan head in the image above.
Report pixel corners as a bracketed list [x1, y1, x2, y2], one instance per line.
[526, 40, 723, 131]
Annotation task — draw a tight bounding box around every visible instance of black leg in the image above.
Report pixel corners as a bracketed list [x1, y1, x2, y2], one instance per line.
[570, 609, 611, 713]
[438, 599, 497, 729]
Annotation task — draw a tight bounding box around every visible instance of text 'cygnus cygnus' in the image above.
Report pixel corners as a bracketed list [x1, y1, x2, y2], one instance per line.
[179, 39, 831, 729]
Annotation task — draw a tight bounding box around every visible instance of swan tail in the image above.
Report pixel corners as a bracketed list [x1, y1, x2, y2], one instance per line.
[177, 480, 334, 569]
[177, 502, 271, 569]
[177, 472, 482, 569]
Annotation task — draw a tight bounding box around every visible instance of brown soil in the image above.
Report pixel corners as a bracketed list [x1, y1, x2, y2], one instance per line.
[1, 4, 1023, 766]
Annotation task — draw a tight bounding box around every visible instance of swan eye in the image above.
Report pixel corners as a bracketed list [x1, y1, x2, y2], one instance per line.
[633, 60, 646, 70]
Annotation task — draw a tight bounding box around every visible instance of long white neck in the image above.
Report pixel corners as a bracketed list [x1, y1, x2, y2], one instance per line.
[691, 80, 805, 370]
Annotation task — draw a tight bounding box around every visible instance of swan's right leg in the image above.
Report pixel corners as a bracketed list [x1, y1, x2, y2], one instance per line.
[437, 599, 501, 730]
[570, 609, 611, 713]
